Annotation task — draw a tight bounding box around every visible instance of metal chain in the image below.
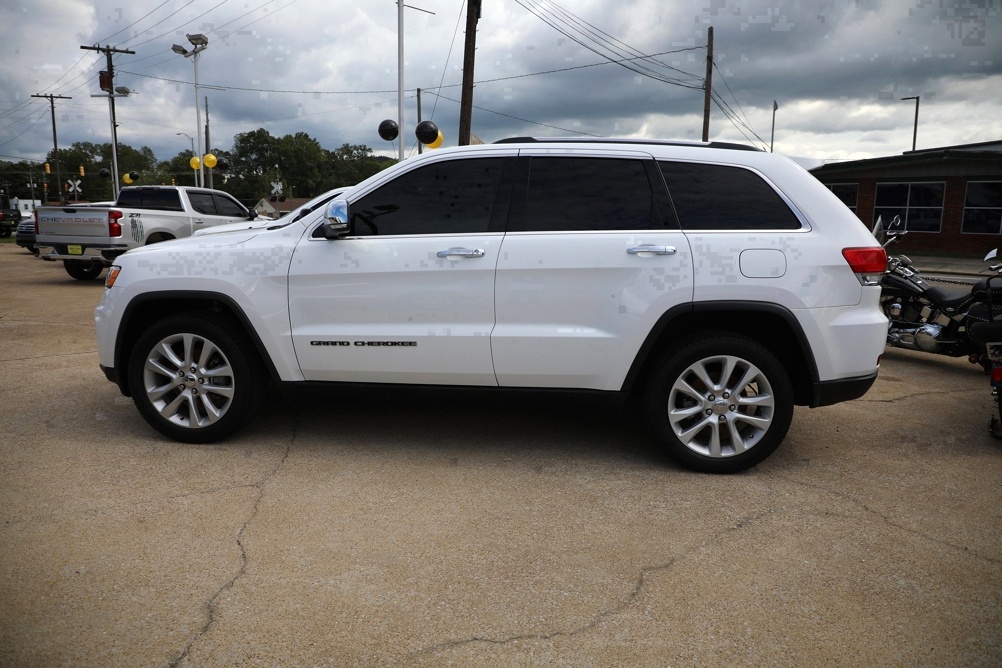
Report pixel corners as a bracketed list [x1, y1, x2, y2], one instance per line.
[926, 276, 978, 286]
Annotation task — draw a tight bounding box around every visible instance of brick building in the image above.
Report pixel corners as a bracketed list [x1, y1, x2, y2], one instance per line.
[810, 140, 1002, 256]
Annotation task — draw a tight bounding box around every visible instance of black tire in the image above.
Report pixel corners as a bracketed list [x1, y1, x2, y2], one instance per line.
[127, 312, 266, 443]
[643, 333, 794, 473]
[64, 260, 104, 280]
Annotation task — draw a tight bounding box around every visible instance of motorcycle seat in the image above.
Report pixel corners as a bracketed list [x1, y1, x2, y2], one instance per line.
[923, 284, 977, 310]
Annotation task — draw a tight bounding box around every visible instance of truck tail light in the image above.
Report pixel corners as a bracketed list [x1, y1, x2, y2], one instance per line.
[109, 209, 123, 237]
[842, 247, 887, 286]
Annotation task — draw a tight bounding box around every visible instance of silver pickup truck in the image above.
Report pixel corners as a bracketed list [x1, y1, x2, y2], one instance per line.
[35, 186, 257, 280]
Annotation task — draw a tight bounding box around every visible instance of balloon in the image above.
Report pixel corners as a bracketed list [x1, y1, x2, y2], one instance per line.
[203, 153, 217, 169]
[428, 131, 444, 149]
[415, 120, 439, 145]
[378, 119, 399, 141]
[122, 173, 133, 184]
[189, 156, 201, 170]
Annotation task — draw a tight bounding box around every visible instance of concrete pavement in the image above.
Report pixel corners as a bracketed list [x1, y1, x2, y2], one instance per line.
[1, 241, 1000, 667]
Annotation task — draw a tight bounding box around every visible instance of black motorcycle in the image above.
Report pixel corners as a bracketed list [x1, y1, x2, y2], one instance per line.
[874, 216, 1002, 359]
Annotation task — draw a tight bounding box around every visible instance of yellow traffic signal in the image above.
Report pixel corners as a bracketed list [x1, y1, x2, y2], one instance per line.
[44, 163, 50, 174]
[79, 165, 85, 177]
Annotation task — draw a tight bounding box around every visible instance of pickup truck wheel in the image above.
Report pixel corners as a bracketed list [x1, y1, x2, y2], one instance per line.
[643, 334, 794, 473]
[127, 313, 265, 443]
[63, 260, 103, 280]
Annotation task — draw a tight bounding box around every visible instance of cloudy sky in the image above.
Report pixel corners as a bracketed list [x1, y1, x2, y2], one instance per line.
[2, 0, 1000, 170]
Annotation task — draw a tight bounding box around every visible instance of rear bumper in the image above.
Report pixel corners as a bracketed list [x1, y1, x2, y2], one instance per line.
[36, 244, 127, 263]
[811, 370, 878, 407]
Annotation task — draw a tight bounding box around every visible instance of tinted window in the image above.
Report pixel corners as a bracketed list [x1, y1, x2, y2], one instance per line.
[188, 193, 216, 215]
[116, 189, 183, 211]
[962, 181, 1002, 235]
[523, 158, 656, 232]
[829, 184, 858, 211]
[658, 162, 801, 230]
[213, 194, 246, 217]
[873, 182, 944, 233]
[349, 158, 505, 236]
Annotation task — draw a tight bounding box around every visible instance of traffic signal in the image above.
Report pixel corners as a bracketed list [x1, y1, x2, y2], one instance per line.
[79, 165, 85, 177]
[44, 163, 50, 174]
[43, 183, 48, 191]
[99, 70, 112, 93]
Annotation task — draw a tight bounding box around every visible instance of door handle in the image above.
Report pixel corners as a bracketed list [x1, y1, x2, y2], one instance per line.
[627, 245, 676, 256]
[437, 248, 485, 258]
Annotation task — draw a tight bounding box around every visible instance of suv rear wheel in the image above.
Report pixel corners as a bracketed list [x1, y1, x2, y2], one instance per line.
[127, 312, 265, 443]
[643, 333, 794, 473]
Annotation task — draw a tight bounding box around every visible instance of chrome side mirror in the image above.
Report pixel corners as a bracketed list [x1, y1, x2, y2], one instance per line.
[320, 199, 350, 239]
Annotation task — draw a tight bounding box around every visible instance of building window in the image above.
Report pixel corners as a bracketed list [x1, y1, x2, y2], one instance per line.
[827, 183, 857, 212]
[873, 182, 945, 233]
[962, 181, 1002, 235]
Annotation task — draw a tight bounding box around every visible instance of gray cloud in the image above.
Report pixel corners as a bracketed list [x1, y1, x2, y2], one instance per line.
[2, 0, 1000, 171]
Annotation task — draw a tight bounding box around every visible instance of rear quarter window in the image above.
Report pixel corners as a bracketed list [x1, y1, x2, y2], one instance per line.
[116, 190, 184, 211]
[659, 161, 801, 231]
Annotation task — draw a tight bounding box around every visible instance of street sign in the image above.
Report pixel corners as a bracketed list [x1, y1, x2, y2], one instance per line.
[271, 180, 283, 196]
[68, 179, 82, 195]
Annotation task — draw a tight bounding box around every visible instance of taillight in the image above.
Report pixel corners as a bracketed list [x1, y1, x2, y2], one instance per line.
[109, 209, 123, 237]
[842, 247, 887, 286]
[992, 367, 1002, 383]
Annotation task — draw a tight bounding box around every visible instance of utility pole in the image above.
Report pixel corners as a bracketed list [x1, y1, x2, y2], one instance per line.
[81, 44, 135, 198]
[31, 93, 71, 203]
[458, 0, 482, 146]
[702, 26, 713, 142]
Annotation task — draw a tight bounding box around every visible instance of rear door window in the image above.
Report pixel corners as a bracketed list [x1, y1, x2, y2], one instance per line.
[658, 162, 801, 230]
[520, 157, 660, 232]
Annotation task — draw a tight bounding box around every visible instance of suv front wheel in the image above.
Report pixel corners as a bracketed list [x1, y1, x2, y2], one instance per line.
[643, 333, 794, 473]
[127, 312, 266, 443]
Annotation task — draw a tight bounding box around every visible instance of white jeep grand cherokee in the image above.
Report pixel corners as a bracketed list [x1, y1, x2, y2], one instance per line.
[95, 137, 887, 473]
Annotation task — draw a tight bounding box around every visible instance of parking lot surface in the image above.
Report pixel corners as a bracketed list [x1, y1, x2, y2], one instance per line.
[1, 241, 1000, 667]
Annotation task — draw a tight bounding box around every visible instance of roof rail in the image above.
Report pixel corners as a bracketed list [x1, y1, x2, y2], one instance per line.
[493, 136, 761, 152]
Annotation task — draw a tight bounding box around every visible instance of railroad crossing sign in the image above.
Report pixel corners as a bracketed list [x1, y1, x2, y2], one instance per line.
[67, 179, 82, 195]
[271, 180, 283, 196]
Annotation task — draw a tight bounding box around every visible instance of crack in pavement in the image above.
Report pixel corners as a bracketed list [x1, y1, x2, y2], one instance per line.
[168, 429, 296, 668]
[858, 388, 979, 403]
[404, 508, 776, 663]
[775, 474, 1002, 566]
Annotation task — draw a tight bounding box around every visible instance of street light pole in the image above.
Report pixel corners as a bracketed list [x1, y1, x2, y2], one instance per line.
[396, 2, 434, 161]
[173, 35, 209, 187]
[176, 133, 195, 184]
[901, 95, 920, 152]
